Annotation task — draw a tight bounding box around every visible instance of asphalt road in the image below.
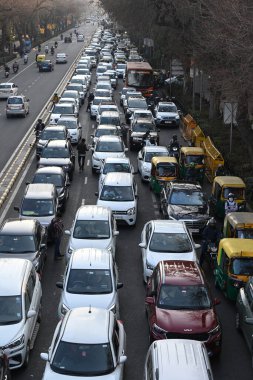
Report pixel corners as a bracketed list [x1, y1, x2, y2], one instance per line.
[0, 25, 252, 380]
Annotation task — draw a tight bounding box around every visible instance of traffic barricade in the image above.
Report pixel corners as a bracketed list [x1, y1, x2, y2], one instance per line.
[202, 136, 224, 182]
[191, 125, 205, 147]
[181, 114, 197, 142]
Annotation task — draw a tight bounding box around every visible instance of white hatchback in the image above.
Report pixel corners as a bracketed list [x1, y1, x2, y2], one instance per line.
[40, 307, 127, 380]
[65, 205, 119, 261]
[91, 135, 128, 173]
[56, 248, 123, 318]
[99, 157, 134, 192]
[97, 172, 138, 226]
[137, 146, 169, 182]
[139, 220, 199, 282]
[0, 82, 18, 99]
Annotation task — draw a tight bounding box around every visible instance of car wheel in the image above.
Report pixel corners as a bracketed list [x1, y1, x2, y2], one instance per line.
[235, 312, 241, 331]
[23, 341, 30, 368]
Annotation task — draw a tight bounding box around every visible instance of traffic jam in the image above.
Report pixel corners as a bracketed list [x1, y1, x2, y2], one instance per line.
[0, 21, 253, 380]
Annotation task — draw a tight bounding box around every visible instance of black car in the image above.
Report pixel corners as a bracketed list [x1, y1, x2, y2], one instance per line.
[38, 60, 54, 72]
[64, 36, 72, 43]
[0, 218, 47, 275]
[0, 350, 11, 380]
[129, 119, 159, 150]
[160, 181, 210, 235]
[38, 140, 75, 180]
[32, 166, 70, 211]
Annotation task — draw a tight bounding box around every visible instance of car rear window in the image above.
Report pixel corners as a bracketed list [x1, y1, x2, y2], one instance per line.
[8, 97, 22, 104]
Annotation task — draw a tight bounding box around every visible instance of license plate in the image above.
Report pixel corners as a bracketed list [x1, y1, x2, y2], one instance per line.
[189, 228, 199, 233]
[164, 121, 171, 124]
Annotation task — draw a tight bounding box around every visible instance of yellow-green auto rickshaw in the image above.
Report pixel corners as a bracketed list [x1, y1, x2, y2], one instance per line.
[209, 176, 246, 219]
[214, 238, 253, 301]
[150, 156, 179, 194]
[223, 212, 253, 239]
[179, 146, 205, 184]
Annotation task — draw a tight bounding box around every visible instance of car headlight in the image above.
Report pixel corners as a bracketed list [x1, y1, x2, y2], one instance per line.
[61, 304, 69, 316]
[68, 247, 73, 255]
[152, 323, 167, 335]
[209, 324, 221, 336]
[109, 304, 116, 313]
[146, 260, 154, 271]
[5, 335, 25, 349]
[127, 207, 136, 215]
[175, 115, 180, 120]
[63, 165, 70, 170]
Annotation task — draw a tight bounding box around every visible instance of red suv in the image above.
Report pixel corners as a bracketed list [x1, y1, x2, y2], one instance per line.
[145, 260, 222, 356]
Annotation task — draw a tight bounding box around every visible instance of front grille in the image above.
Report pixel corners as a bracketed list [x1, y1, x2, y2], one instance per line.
[166, 332, 209, 341]
[184, 219, 206, 230]
[113, 211, 127, 215]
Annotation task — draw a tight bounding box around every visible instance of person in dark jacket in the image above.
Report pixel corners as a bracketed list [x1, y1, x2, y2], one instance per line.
[86, 92, 94, 112]
[77, 138, 89, 171]
[200, 218, 221, 266]
[50, 212, 64, 260]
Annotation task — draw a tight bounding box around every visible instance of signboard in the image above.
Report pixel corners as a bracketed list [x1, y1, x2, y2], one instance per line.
[223, 102, 238, 125]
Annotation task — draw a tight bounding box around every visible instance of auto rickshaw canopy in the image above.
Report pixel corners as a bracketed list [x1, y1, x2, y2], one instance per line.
[219, 238, 253, 258]
[151, 156, 178, 166]
[214, 176, 246, 188]
[180, 146, 205, 155]
[224, 212, 253, 230]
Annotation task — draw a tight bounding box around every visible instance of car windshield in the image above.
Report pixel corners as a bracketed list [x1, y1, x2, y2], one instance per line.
[97, 84, 111, 90]
[7, 97, 22, 104]
[128, 99, 147, 108]
[0, 296, 22, 324]
[67, 269, 112, 294]
[157, 285, 211, 310]
[40, 130, 65, 140]
[158, 105, 177, 112]
[117, 64, 126, 69]
[100, 117, 120, 125]
[133, 123, 155, 132]
[230, 258, 253, 276]
[97, 67, 107, 74]
[0, 235, 35, 253]
[33, 173, 64, 187]
[57, 120, 77, 129]
[73, 220, 110, 239]
[95, 129, 117, 137]
[52, 105, 74, 114]
[41, 147, 70, 159]
[145, 152, 167, 163]
[51, 341, 114, 376]
[96, 141, 123, 152]
[170, 189, 204, 206]
[95, 90, 111, 97]
[67, 85, 82, 92]
[100, 185, 134, 201]
[93, 98, 104, 105]
[76, 69, 89, 75]
[103, 163, 130, 174]
[149, 232, 192, 253]
[71, 79, 83, 86]
[0, 85, 12, 90]
[21, 199, 54, 217]
[62, 92, 78, 100]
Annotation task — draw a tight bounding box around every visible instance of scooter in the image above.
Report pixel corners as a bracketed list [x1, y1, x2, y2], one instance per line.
[24, 55, 28, 64]
[169, 145, 180, 160]
[4, 70, 10, 78]
[207, 241, 218, 269]
[51, 47, 54, 55]
[13, 65, 19, 74]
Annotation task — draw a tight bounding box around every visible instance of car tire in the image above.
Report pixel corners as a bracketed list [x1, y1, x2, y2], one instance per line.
[23, 341, 30, 368]
[235, 312, 241, 331]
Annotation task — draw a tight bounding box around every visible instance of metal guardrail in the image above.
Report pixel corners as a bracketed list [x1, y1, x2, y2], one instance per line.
[0, 39, 90, 209]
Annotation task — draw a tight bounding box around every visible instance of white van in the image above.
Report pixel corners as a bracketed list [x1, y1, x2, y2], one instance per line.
[144, 339, 214, 380]
[0, 258, 42, 369]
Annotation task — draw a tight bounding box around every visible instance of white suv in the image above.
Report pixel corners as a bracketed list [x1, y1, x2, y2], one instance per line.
[0, 258, 42, 369]
[97, 172, 138, 226]
[56, 248, 123, 318]
[0, 83, 18, 99]
[65, 205, 119, 261]
[91, 135, 128, 173]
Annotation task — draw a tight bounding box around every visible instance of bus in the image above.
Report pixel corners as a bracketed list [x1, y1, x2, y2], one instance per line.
[125, 61, 154, 97]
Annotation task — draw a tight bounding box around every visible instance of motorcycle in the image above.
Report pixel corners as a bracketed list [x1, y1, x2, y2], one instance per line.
[54, 41, 58, 48]
[45, 46, 49, 54]
[207, 241, 218, 269]
[51, 47, 54, 55]
[169, 145, 180, 160]
[13, 65, 19, 74]
[4, 69, 10, 78]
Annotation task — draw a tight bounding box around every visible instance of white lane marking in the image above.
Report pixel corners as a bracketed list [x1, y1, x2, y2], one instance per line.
[91, 124, 95, 129]
[84, 177, 87, 184]
[86, 159, 90, 166]
[81, 198, 85, 205]
[151, 193, 156, 203]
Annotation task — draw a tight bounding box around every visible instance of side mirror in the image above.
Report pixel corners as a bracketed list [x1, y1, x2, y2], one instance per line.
[117, 282, 123, 289]
[40, 353, 49, 361]
[14, 206, 20, 212]
[26, 181, 30, 185]
[64, 230, 71, 236]
[95, 192, 98, 196]
[139, 242, 146, 248]
[145, 296, 155, 305]
[119, 355, 127, 364]
[27, 310, 36, 319]
[124, 147, 128, 152]
[56, 281, 63, 289]
[41, 243, 46, 249]
[194, 243, 201, 249]
[113, 230, 119, 236]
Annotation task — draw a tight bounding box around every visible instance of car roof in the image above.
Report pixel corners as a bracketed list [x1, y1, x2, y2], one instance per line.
[0, 218, 37, 234]
[152, 220, 187, 233]
[143, 146, 168, 153]
[25, 183, 55, 198]
[158, 260, 203, 286]
[44, 125, 67, 131]
[62, 307, 111, 344]
[170, 182, 202, 191]
[0, 82, 15, 86]
[103, 172, 133, 186]
[57, 115, 77, 121]
[34, 166, 64, 175]
[96, 125, 118, 130]
[0, 258, 30, 296]
[76, 205, 111, 220]
[46, 140, 70, 148]
[158, 101, 176, 107]
[103, 157, 130, 164]
[97, 135, 122, 142]
[100, 111, 119, 116]
[70, 248, 111, 270]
